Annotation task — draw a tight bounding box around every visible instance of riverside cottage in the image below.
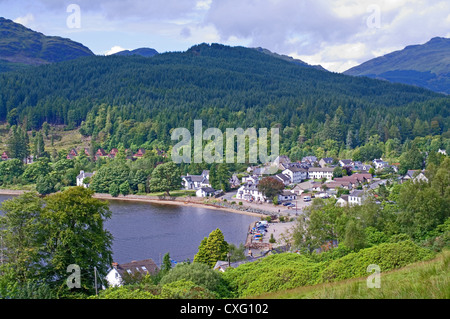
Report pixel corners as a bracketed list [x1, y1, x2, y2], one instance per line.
[106, 259, 159, 287]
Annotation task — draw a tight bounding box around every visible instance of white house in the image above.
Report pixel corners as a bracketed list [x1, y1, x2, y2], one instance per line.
[274, 173, 291, 186]
[278, 190, 297, 202]
[282, 166, 308, 184]
[319, 157, 334, 168]
[242, 175, 259, 185]
[373, 159, 389, 170]
[336, 195, 349, 207]
[229, 174, 241, 188]
[196, 187, 216, 198]
[182, 171, 210, 190]
[301, 156, 318, 165]
[438, 149, 447, 155]
[348, 190, 365, 206]
[356, 163, 373, 172]
[401, 170, 428, 183]
[236, 183, 266, 202]
[292, 180, 323, 195]
[339, 159, 353, 167]
[105, 259, 159, 288]
[76, 170, 95, 188]
[414, 172, 429, 183]
[307, 167, 334, 181]
[272, 155, 291, 170]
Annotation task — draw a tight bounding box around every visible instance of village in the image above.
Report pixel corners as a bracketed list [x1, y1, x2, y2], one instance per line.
[1, 145, 435, 214]
[1, 145, 443, 288]
[180, 154, 431, 210]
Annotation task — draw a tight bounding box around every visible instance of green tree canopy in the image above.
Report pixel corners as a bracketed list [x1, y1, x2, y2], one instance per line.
[148, 162, 181, 196]
[0, 187, 113, 297]
[193, 228, 229, 268]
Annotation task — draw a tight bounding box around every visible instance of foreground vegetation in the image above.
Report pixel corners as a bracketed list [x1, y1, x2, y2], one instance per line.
[255, 249, 450, 299]
[0, 175, 448, 299]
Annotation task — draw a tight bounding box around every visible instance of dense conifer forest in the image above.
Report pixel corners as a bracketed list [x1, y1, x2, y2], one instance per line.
[0, 43, 448, 156]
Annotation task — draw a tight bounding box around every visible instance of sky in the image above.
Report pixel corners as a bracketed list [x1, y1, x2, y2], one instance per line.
[1, 0, 449, 72]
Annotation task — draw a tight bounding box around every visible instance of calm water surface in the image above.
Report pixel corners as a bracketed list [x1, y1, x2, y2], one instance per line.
[0, 195, 258, 265]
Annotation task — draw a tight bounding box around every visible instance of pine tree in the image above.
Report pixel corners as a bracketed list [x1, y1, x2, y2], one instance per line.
[346, 130, 354, 150]
[7, 125, 29, 161]
[193, 229, 229, 268]
[33, 131, 46, 158]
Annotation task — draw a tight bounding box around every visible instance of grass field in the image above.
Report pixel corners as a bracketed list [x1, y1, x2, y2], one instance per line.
[253, 249, 450, 299]
[0, 122, 87, 155]
[143, 190, 197, 197]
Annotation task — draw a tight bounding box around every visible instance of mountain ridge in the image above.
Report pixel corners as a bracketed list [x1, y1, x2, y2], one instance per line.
[0, 17, 94, 71]
[113, 47, 159, 57]
[344, 37, 450, 94]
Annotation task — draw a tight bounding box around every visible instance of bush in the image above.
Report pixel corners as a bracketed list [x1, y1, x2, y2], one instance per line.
[137, 183, 146, 194]
[160, 279, 216, 299]
[238, 202, 243, 205]
[159, 262, 229, 298]
[119, 181, 131, 196]
[389, 233, 412, 243]
[320, 240, 435, 283]
[109, 183, 119, 197]
[94, 286, 160, 299]
[222, 241, 436, 298]
[269, 233, 276, 243]
[365, 227, 389, 246]
[222, 253, 324, 297]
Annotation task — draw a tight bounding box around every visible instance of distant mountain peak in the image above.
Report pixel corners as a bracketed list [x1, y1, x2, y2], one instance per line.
[185, 43, 328, 71]
[344, 36, 450, 94]
[252, 47, 327, 71]
[112, 47, 159, 57]
[0, 17, 93, 71]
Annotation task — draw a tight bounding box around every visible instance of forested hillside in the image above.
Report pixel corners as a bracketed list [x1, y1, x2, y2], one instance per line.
[0, 17, 94, 71]
[0, 43, 448, 154]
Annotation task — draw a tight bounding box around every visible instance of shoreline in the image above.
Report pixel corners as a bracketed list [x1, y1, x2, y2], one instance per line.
[0, 189, 265, 218]
[92, 193, 266, 218]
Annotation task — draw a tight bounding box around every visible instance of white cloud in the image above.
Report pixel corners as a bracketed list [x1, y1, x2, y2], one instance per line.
[2, 0, 449, 72]
[104, 45, 128, 55]
[13, 13, 35, 27]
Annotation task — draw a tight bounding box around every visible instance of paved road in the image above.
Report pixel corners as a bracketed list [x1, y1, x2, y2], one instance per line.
[218, 191, 311, 217]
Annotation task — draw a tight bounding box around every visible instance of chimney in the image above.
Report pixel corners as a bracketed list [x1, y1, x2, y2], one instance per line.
[112, 262, 118, 269]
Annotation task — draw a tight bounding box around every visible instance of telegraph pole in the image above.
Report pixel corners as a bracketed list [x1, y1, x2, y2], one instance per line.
[0, 235, 3, 266]
[94, 266, 98, 295]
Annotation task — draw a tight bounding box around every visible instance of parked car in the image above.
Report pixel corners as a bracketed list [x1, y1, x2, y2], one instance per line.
[303, 196, 311, 202]
[283, 202, 292, 206]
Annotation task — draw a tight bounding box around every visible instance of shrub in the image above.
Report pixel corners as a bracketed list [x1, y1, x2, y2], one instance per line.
[159, 262, 229, 297]
[94, 286, 160, 299]
[109, 183, 119, 197]
[320, 240, 435, 283]
[222, 253, 324, 297]
[160, 279, 216, 299]
[269, 233, 276, 243]
[365, 226, 389, 246]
